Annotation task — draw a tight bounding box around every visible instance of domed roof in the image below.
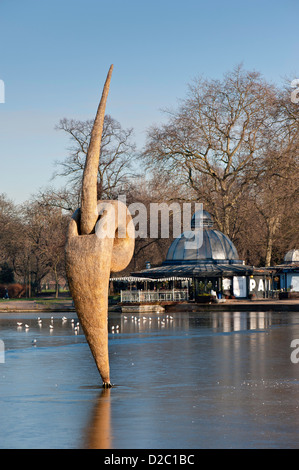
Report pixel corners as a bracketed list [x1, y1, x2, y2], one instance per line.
[284, 249, 299, 263]
[191, 210, 214, 228]
[165, 210, 240, 264]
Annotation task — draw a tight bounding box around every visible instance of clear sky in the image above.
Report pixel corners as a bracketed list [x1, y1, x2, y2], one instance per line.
[0, 0, 298, 204]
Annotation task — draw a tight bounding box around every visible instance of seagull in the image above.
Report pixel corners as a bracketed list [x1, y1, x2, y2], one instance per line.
[25, 324, 29, 329]
[62, 316, 67, 321]
[17, 322, 22, 327]
[49, 324, 54, 329]
[32, 339, 37, 346]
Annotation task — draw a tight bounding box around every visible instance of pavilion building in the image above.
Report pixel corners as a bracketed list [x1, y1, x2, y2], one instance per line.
[131, 210, 272, 300]
[273, 249, 299, 293]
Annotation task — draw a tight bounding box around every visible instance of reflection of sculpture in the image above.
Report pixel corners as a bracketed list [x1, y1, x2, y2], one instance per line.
[85, 388, 112, 449]
[65, 66, 135, 387]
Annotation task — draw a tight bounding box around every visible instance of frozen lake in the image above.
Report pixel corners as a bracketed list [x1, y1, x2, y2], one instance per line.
[0, 309, 299, 449]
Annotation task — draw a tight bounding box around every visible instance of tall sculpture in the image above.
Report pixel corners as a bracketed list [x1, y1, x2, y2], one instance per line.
[65, 65, 135, 387]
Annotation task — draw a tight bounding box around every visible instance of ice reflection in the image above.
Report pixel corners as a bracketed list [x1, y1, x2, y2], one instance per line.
[84, 388, 111, 449]
[210, 311, 273, 332]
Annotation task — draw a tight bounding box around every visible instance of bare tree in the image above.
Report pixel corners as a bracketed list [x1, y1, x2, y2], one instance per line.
[251, 85, 299, 266]
[35, 186, 80, 214]
[143, 65, 277, 237]
[54, 114, 137, 200]
[122, 173, 193, 273]
[19, 200, 68, 295]
[0, 194, 19, 266]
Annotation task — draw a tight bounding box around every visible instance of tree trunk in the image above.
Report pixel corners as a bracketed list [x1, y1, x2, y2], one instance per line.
[265, 234, 273, 267]
[54, 266, 59, 298]
[265, 216, 280, 267]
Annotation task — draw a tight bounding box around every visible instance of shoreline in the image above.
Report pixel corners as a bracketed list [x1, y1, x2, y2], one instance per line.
[0, 298, 299, 313]
[0, 299, 75, 313]
[165, 299, 299, 312]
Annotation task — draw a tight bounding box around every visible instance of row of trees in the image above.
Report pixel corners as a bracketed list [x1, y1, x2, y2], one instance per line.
[0, 193, 68, 296]
[1, 65, 298, 296]
[143, 65, 299, 266]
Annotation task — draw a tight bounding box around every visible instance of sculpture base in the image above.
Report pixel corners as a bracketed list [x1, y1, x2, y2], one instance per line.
[102, 382, 112, 389]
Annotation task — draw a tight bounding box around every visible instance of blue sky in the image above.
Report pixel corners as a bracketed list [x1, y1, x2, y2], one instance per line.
[0, 0, 298, 204]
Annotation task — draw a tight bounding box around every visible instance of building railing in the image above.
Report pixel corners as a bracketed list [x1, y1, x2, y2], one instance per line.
[120, 289, 189, 303]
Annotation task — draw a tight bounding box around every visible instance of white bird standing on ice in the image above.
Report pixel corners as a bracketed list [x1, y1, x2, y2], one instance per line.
[49, 324, 54, 330]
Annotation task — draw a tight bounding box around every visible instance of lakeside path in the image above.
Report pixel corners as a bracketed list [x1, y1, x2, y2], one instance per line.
[0, 299, 75, 313]
[0, 298, 299, 312]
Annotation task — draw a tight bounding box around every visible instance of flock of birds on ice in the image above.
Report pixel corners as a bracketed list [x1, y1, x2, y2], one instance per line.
[16, 316, 81, 343]
[120, 314, 174, 330]
[17, 316, 79, 330]
[15, 313, 175, 345]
